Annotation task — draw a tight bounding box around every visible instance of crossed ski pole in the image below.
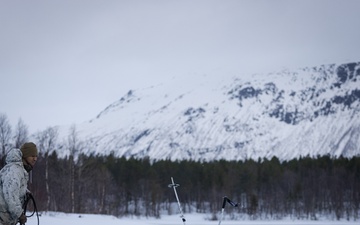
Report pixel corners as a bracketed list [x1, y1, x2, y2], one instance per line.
[168, 178, 238, 225]
[218, 196, 238, 225]
[168, 177, 186, 224]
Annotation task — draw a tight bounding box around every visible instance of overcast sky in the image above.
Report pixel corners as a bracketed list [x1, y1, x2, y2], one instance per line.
[1, 0, 360, 134]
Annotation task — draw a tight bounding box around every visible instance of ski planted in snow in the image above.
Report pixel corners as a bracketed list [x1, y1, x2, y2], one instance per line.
[168, 177, 186, 224]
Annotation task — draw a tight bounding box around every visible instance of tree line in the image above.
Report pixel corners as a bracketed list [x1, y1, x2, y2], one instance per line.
[0, 113, 359, 220]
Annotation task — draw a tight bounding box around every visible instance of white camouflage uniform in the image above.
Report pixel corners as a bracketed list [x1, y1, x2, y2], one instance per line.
[0, 149, 28, 225]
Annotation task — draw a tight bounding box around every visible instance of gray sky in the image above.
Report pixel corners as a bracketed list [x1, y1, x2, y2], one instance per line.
[1, 0, 360, 133]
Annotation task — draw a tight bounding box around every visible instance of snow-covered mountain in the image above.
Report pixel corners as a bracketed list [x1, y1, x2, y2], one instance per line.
[60, 61, 360, 161]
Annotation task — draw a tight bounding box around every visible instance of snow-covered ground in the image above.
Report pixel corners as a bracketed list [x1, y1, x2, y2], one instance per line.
[26, 212, 358, 225]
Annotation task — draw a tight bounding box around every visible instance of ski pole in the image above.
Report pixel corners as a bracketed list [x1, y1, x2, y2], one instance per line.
[225, 196, 238, 207]
[168, 177, 186, 224]
[218, 196, 238, 225]
[218, 197, 226, 225]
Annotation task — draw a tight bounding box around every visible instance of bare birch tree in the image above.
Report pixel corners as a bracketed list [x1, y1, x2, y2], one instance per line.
[67, 124, 83, 213]
[0, 113, 12, 166]
[35, 126, 58, 211]
[13, 118, 29, 148]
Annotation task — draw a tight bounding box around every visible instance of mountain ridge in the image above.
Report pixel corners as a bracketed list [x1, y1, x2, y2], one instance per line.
[58, 61, 360, 161]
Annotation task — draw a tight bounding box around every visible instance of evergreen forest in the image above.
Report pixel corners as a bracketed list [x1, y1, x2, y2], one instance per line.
[24, 154, 360, 220]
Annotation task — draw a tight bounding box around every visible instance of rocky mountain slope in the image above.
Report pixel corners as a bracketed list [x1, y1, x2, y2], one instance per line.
[60, 61, 360, 161]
